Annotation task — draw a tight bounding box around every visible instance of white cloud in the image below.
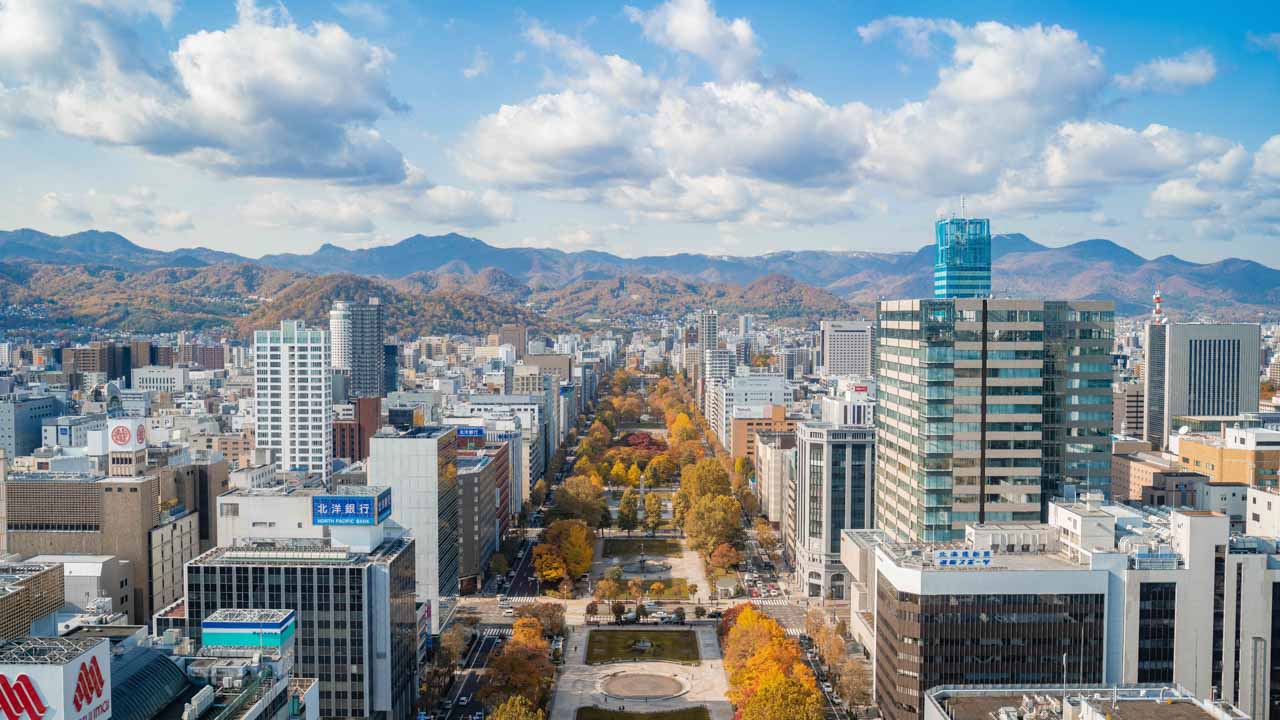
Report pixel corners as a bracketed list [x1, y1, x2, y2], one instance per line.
[463, 48, 489, 79]
[1247, 32, 1280, 59]
[243, 192, 377, 234]
[335, 1, 388, 28]
[856, 16, 960, 58]
[1115, 49, 1216, 92]
[1147, 178, 1220, 218]
[0, 0, 409, 184]
[625, 0, 759, 81]
[416, 186, 515, 226]
[38, 192, 93, 225]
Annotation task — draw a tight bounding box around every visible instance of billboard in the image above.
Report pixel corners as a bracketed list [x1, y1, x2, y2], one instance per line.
[312, 488, 393, 526]
[0, 640, 111, 720]
[107, 419, 146, 452]
[456, 426, 485, 439]
[933, 549, 992, 567]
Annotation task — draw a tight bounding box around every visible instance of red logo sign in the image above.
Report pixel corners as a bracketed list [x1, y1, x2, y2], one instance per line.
[0, 674, 46, 720]
[72, 657, 105, 712]
[135, 425, 146, 445]
[110, 426, 132, 446]
[854, 385, 868, 392]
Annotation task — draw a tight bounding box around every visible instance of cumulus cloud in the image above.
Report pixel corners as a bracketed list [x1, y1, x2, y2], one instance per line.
[243, 192, 376, 234]
[625, 0, 759, 81]
[1115, 49, 1216, 92]
[0, 0, 409, 184]
[335, 1, 388, 28]
[38, 192, 94, 225]
[242, 183, 515, 235]
[39, 186, 195, 232]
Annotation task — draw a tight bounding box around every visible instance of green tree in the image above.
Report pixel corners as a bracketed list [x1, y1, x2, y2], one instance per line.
[618, 488, 639, 535]
[686, 494, 745, 554]
[671, 492, 691, 535]
[643, 492, 665, 535]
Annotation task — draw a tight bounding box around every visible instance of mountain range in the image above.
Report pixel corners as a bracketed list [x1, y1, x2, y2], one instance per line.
[3, 227, 1279, 320]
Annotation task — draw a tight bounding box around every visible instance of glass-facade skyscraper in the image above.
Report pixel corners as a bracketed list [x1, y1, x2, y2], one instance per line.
[875, 298, 1114, 542]
[933, 217, 992, 298]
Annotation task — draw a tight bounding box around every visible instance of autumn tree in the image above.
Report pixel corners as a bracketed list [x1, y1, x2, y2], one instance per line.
[685, 494, 745, 553]
[617, 488, 639, 535]
[671, 492, 691, 534]
[437, 625, 470, 668]
[681, 458, 731, 501]
[511, 617, 546, 649]
[532, 544, 566, 583]
[609, 460, 627, 489]
[611, 601, 626, 623]
[627, 578, 644, 601]
[626, 463, 643, 487]
[481, 642, 554, 710]
[753, 519, 779, 557]
[490, 695, 546, 720]
[543, 519, 595, 578]
[516, 602, 566, 638]
[710, 543, 741, 573]
[594, 578, 622, 600]
[550, 476, 606, 527]
[741, 675, 824, 720]
[643, 492, 665, 534]
[530, 479, 548, 507]
[649, 581, 665, 597]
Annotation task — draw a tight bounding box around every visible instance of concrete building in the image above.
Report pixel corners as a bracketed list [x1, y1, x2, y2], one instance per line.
[131, 365, 189, 393]
[186, 530, 416, 720]
[27, 554, 127, 616]
[0, 392, 62, 457]
[368, 426, 460, 634]
[457, 453, 498, 594]
[793, 421, 874, 599]
[0, 469, 187, 623]
[0, 561, 64, 639]
[1173, 426, 1280, 489]
[755, 431, 796, 527]
[820, 320, 874, 376]
[333, 395, 381, 462]
[1114, 380, 1145, 437]
[706, 368, 788, 451]
[1144, 321, 1261, 449]
[524, 353, 574, 385]
[729, 404, 795, 466]
[330, 297, 386, 398]
[40, 413, 106, 449]
[843, 499, 1280, 720]
[698, 309, 720, 350]
[254, 320, 333, 483]
[499, 323, 527, 359]
[922, 684, 1248, 720]
[876, 298, 1114, 542]
[1111, 451, 1209, 506]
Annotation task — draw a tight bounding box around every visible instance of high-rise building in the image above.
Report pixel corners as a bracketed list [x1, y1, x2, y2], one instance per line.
[1113, 380, 1145, 437]
[933, 217, 991, 299]
[792, 421, 873, 600]
[367, 426, 459, 634]
[185, 531, 417, 720]
[697, 309, 720, 350]
[738, 313, 754, 337]
[254, 320, 333, 482]
[1143, 320, 1261, 449]
[499, 323, 528, 359]
[457, 453, 498, 594]
[819, 320, 874, 376]
[754, 431, 796, 525]
[0, 393, 62, 457]
[329, 298, 386, 398]
[384, 342, 400, 394]
[876, 298, 1114, 542]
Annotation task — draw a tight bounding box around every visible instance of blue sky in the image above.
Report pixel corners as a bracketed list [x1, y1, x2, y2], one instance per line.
[2, 0, 1278, 263]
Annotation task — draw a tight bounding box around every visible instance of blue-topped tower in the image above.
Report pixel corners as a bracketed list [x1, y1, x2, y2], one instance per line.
[933, 217, 991, 298]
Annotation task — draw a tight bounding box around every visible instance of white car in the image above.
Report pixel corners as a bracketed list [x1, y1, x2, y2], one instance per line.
[502, 608, 514, 616]
[769, 589, 779, 597]
[821, 682, 833, 694]
[458, 695, 471, 706]
[650, 610, 668, 619]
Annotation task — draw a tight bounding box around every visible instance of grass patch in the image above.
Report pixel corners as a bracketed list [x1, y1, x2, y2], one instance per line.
[595, 577, 690, 601]
[602, 538, 682, 559]
[576, 709, 709, 720]
[585, 629, 701, 665]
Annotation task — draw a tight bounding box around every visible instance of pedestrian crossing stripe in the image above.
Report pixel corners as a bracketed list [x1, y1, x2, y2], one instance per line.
[785, 628, 803, 637]
[501, 595, 538, 603]
[483, 627, 514, 637]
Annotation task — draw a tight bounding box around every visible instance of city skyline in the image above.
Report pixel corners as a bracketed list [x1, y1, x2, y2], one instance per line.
[1, 0, 1277, 264]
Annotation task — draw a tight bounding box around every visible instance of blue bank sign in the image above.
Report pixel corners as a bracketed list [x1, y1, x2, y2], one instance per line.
[312, 488, 393, 526]
[456, 426, 485, 438]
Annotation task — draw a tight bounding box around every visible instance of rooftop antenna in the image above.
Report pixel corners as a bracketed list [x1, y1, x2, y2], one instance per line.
[960, 195, 966, 217]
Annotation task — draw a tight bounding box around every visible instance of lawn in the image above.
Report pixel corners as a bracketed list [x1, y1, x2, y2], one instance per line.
[577, 709, 709, 720]
[585, 629, 701, 664]
[602, 538, 682, 559]
[598, 577, 691, 601]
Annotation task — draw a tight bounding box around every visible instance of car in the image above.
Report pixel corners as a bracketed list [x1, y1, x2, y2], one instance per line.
[650, 610, 668, 619]
[769, 589, 779, 597]
[750, 590, 760, 598]
[821, 683, 833, 694]
[502, 608, 514, 616]
[660, 616, 682, 625]
[441, 701, 453, 710]
[707, 610, 723, 618]
[459, 695, 471, 706]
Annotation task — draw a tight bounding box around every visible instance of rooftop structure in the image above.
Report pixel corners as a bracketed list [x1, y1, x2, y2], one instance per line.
[925, 684, 1248, 720]
[0, 635, 101, 664]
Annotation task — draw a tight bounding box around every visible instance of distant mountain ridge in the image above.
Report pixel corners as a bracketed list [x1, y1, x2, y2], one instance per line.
[3, 228, 1279, 316]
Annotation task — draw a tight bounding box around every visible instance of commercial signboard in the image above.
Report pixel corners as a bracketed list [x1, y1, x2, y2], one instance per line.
[933, 549, 993, 567]
[456, 426, 485, 439]
[0, 640, 111, 720]
[107, 419, 146, 452]
[311, 488, 393, 526]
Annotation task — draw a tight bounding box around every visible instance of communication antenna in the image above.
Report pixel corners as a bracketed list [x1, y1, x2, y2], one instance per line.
[960, 195, 966, 217]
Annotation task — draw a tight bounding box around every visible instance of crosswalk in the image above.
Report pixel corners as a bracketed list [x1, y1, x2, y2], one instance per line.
[745, 596, 789, 606]
[784, 628, 804, 637]
[500, 595, 540, 604]
[482, 627, 513, 638]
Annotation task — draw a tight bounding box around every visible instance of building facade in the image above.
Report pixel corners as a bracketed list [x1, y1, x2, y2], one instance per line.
[876, 298, 1114, 542]
[254, 320, 333, 483]
[933, 217, 991, 299]
[820, 320, 875, 376]
[1144, 321, 1261, 449]
[793, 421, 874, 599]
[330, 297, 386, 399]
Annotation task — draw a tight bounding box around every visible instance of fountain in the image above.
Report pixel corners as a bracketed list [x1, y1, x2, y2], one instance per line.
[620, 540, 671, 575]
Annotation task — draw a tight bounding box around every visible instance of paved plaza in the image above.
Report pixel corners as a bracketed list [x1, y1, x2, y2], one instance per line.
[550, 625, 732, 720]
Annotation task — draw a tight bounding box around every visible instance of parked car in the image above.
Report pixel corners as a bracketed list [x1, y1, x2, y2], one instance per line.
[502, 608, 514, 616]
[458, 695, 471, 706]
[650, 610, 668, 619]
[441, 701, 453, 711]
[821, 683, 833, 694]
[707, 610, 723, 619]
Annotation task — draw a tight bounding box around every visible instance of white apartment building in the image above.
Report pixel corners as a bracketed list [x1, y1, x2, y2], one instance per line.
[1144, 321, 1262, 448]
[820, 320, 874, 376]
[254, 320, 333, 483]
[706, 368, 790, 449]
[755, 431, 796, 525]
[367, 426, 460, 634]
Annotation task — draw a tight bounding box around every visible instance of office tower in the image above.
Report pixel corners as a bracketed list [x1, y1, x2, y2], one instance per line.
[705, 368, 790, 451]
[876, 298, 1114, 542]
[524, 353, 574, 384]
[499, 323, 528, 359]
[738, 313, 754, 337]
[819, 381, 876, 426]
[329, 298, 385, 398]
[253, 320, 333, 483]
[384, 343, 399, 394]
[754, 431, 796, 525]
[933, 217, 991, 299]
[1113, 380, 1145, 437]
[0, 469, 196, 623]
[185, 531, 417, 720]
[367, 426, 459, 634]
[1143, 320, 1261, 449]
[0, 342, 11, 369]
[457, 453, 498, 594]
[792, 421, 873, 600]
[846, 501, 1280, 720]
[333, 396, 382, 462]
[697, 309, 720, 350]
[819, 320, 874, 375]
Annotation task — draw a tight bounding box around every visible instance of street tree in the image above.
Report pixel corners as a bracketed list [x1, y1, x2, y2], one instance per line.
[617, 488, 639, 535]
[490, 695, 545, 720]
[643, 492, 665, 534]
[532, 544, 566, 583]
